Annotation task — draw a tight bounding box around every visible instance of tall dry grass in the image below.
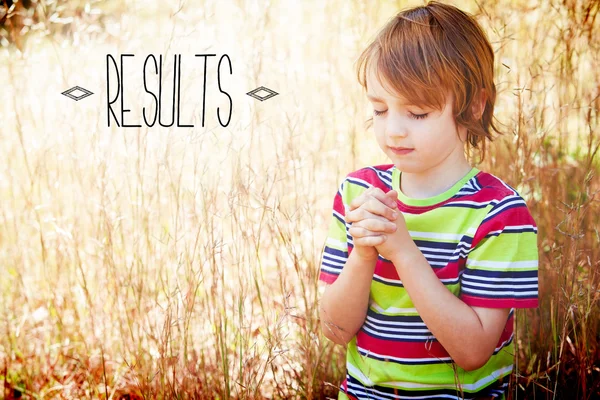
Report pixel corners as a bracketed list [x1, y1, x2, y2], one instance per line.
[0, 0, 598, 399]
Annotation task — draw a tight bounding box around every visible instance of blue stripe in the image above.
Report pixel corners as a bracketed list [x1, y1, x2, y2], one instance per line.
[346, 177, 369, 189]
[413, 239, 459, 250]
[343, 373, 506, 399]
[323, 246, 348, 258]
[461, 268, 538, 279]
[442, 202, 490, 209]
[461, 281, 537, 293]
[359, 325, 436, 342]
[332, 212, 345, 225]
[482, 200, 526, 223]
[485, 226, 537, 237]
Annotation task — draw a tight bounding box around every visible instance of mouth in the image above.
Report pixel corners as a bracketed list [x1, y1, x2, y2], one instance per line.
[389, 146, 414, 155]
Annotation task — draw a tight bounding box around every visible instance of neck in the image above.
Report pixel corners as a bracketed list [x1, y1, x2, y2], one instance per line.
[399, 150, 472, 199]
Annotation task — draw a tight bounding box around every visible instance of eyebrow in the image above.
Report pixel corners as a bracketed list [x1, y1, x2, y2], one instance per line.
[367, 93, 411, 105]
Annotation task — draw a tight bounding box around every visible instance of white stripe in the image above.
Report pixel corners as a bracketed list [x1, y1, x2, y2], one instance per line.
[462, 280, 538, 289]
[321, 257, 344, 268]
[463, 275, 538, 283]
[429, 260, 452, 267]
[455, 191, 477, 196]
[504, 224, 536, 230]
[466, 259, 538, 269]
[367, 166, 392, 186]
[371, 302, 417, 315]
[462, 287, 538, 296]
[446, 200, 492, 207]
[408, 231, 464, 240]
[361, 325, 435, 340]
[363, 320, 431, 334]
[421, 247, 466, 260]
[347, 362, 375, 386]
[320, 264, 341, 274]
[373, 274, 457, 285]
[332, 209, 344, 221]
[419, 247, 456, 255]
[323, 252, 348, 263]
[488, 225, 537, 235]
[487, 197, 525, 219]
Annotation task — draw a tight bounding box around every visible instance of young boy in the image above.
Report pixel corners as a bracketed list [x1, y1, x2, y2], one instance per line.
[318, 2, 539, 400]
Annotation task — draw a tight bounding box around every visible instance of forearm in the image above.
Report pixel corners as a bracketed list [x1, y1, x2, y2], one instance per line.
[319, 250, 377, 345]
[391, 245, 486, 370]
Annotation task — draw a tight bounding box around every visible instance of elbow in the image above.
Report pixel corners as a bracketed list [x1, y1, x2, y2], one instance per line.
[456, 351, 491, 372]
[320, 318, 351, 346]
[318, 289, 352, 346]
[458, 359, 484, 372]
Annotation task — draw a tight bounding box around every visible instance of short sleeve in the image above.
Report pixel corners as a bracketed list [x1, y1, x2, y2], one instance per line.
[459, 195, 539, 308]
[318, 177, 351, 284]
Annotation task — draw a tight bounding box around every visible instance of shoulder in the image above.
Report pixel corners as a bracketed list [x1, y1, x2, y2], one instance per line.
[343, 163, 395, 192]
[470, 170, 534, 217]
[472, 170, 537, 230]
[473, 170, 521, 202]
[337, 164, 395, 205]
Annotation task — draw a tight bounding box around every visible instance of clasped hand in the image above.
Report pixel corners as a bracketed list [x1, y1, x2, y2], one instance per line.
[345, 187, 411, 262]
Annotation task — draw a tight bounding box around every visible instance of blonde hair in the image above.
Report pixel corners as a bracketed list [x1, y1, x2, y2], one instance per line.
[356, 1, 504, 163]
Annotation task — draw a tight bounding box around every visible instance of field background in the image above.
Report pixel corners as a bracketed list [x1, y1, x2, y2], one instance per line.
[0, 0, 598, 398]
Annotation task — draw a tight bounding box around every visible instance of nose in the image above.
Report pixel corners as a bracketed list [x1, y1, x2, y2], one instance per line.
[385, 113, 409, 138]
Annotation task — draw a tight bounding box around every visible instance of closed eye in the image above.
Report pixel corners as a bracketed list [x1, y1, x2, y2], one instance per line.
[373, 110, 428, 120]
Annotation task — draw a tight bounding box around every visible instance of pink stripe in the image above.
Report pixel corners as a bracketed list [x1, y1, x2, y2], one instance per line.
[474, 206, 536, 244]
[319, 271, 338, 284]
[375, 258, 461, 280]
[356, 329, 450, 359]
[461, 293, 539, 309]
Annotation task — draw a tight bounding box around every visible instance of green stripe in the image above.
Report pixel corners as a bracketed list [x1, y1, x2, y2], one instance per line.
[393, 166, 480, 206]
[344, 179, 369, 204]
[370, 281, 461, 310]
[347, 339, 514, 391]
[326, 213, 347, 250]
[404, 206, 486, 234]
[469, 231, 538, 262]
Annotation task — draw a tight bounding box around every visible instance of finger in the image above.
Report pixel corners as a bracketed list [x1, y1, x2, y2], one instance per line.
[353, 217, 397, 233]
[386, 190, 398, 202]
[365, 198, 398, 221]
[348, 225, 372, 238]
[350, 187, 397, 211]
[354, 235, 387, 247]
[349, 225, 388, 238]
[371, 187, 397, 209]
[349, 189, 371, 211]
[347, 207, 393, 224]
[385, 189, 398, 208]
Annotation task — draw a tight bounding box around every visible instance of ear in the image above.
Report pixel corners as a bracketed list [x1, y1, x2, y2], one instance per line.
[471, 88, 486, 120]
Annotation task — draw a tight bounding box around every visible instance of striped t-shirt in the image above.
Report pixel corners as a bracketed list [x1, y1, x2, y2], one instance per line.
[319, 164, 539, 400]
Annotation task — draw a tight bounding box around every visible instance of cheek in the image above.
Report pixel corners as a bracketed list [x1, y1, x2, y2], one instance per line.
[374, 128, 386, 143]
[413, 123, 439, 144]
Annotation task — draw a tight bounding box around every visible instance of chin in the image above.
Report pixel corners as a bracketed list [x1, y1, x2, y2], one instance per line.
[393, 163, 424, 174]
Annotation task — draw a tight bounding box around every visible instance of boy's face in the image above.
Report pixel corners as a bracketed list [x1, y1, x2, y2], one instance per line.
[366, 68, 468, 176]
